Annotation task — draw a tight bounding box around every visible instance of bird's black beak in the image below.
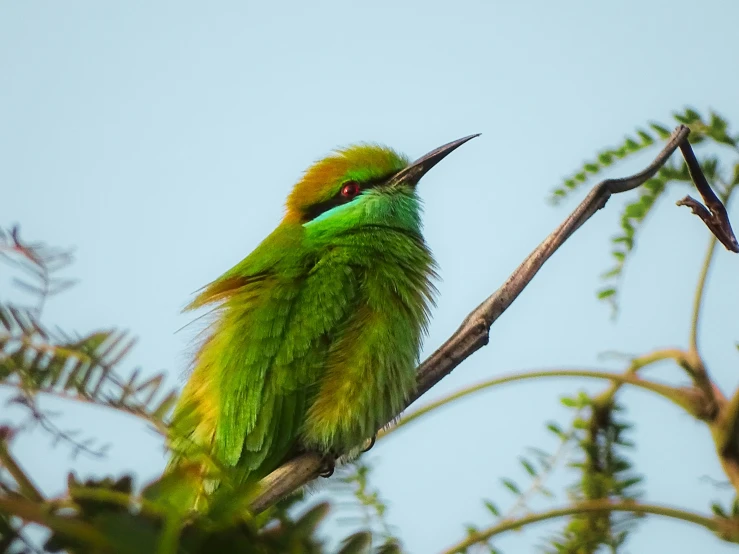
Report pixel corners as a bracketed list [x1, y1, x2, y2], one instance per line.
[387, 134, 480, 188]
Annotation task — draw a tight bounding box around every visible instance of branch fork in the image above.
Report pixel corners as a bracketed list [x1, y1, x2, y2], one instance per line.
[676, 141, 739, 252]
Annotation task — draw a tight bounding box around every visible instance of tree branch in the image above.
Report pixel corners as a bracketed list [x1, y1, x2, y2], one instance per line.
[439, 500, 731, 554]
[677, 141, 739, 253]
[378, 368, 702, 440]
[252, 124, 739, 513]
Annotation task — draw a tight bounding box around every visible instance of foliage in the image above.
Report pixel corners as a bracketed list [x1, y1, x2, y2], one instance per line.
[0, 227, 390, 553]
[3, 107, 739, 553]
[0, 226, 175, 457]
[551, 107, 739, 314]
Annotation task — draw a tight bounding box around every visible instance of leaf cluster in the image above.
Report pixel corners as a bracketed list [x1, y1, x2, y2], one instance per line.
[546, 398, 641, 553]
[551, 108, 739, 313]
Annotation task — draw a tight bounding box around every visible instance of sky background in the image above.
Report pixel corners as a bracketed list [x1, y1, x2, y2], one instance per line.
[3, 1, 739, 552]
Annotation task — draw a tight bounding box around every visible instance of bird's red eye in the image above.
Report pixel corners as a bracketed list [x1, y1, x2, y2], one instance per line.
[341, 181, 360, 198]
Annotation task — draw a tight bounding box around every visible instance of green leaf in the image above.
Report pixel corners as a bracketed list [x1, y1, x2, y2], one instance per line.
[337, 531, 372, 554]
[707, 111, 734, 145]
[376, 540, 403, 554]
[637, 129, 654, 145]
[573, 417, 589, 430]
[624, 203, 645, 219]
[546, 422, 563, 437]
[685, 108, 702, 121]
[598, 152, 613, 165]
[711, 502, 727, 517]
[540, 487, 555, 498]
[520, 457, 537, 477]
[501, 479, 521, 495]
[624, 137, 640, 151]
[612, 236, 634, 250]
[621, 218, 634, 235]
[675, 108, 703, 125]
[484, 500, 500, 517]
[649, 122, 671, 139]
[616, 476, 643, 490]
[550, 121, 667, 201]
[560, 396, 577, 408]
[640, 194, 655, 209]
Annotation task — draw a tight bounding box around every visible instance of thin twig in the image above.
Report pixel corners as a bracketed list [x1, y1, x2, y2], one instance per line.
[251, 126, 692, 512]
[0, 439, 43, 502]
[377, 368, 700, 441]
[677, 141, 739, 252]
[0, 382, 168, 436]
[690, 236, 719, 355]
[667, 186, 739, 420]
[410, 125, 690, 403]
[595, 347, 693, 407]
[438, 500, 729, 554]
[689, 184, 737, 356]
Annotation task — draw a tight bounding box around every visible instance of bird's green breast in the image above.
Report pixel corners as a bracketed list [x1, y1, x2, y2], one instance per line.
[301, 222, 437, 452]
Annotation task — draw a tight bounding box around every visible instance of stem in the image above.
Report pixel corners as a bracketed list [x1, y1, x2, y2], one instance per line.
[0, 440, 43, 502]
[0, 382, 168, 436]
[440, 501, 723, 554]
[379, 369, 694, 440]
[690, 184, 737, 354]
[156, 516, 183, 554]
[690, 236, 718, 355]
[0, 496, 111, 551]
[595, 347, 688, 406]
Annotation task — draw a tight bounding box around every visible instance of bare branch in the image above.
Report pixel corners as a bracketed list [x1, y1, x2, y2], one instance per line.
[677, 141, 739, 252]
[410, 125, 691, 402]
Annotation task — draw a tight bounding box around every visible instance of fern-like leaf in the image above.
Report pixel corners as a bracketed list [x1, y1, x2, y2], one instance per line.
[551, 108, 737, 314]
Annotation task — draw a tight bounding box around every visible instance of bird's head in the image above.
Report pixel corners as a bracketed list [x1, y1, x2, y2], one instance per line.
[284, 135, 478, 232]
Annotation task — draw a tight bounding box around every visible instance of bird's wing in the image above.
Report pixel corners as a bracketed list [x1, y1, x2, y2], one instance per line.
[220, 246, 361, 478]
[171, 225, 361, 484]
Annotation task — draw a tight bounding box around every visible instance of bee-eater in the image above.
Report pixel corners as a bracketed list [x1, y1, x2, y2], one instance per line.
[168, 135, 478, 492]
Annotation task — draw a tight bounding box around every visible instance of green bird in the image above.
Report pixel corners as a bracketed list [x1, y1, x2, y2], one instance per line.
[168, 135, 478, 495]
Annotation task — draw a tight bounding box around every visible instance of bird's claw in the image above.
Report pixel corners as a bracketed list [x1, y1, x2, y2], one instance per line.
[319, 455, 335, 478]
[361, 434, 376, 453]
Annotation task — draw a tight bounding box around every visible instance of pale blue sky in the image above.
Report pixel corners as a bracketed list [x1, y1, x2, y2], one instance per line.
[3, 1, 739, 552]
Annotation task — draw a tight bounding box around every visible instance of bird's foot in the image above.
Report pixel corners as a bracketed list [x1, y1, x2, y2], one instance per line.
[319, 454, 336, 478]
[361, 434, 376, 453]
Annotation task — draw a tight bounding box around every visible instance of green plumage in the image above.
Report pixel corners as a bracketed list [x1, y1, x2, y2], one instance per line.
[168, 137, 474, 497]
